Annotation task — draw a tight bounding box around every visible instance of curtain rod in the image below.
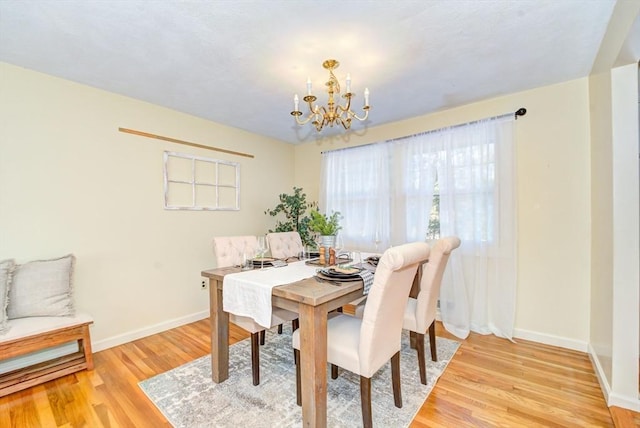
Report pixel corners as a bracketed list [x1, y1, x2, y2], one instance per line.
[321, 107, 526, 154]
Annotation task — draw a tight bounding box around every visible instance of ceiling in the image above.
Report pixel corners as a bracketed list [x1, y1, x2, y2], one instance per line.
[0, 1, 634, 145]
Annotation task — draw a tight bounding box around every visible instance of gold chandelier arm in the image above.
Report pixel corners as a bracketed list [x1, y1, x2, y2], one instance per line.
[293, 113, 315, 125]
[336, 93, 352, 114]
[351, 106, 370, 121]
[337, 117, 352, 130]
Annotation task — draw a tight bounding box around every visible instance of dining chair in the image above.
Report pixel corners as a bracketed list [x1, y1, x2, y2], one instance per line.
[212, 235, 299, 386]
[292, 242, 430, 428]
[403, 236, 460, 385]
[266, 231, 304, 259]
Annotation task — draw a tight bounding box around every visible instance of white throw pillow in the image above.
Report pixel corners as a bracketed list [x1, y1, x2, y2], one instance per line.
[0, 259, 15, 334]
[7, 254, 75, 319]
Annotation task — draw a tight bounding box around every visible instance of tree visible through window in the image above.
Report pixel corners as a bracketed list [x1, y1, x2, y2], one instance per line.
[426, 173, 440, 240]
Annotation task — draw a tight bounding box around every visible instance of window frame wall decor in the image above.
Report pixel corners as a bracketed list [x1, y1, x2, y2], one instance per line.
[163, 151, 240, 211]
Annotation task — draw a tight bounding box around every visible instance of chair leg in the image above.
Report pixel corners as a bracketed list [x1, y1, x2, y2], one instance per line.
[416, 332, 427, 385]
[291, 320, 300, 363]
[294, 349, 301, 406]
[359, 376, 373, 428]
[250, 332, 260, 386]
[331, 364, 338, 379]
[428, 320, 437, 361]
[259, 330, 265, 345]
[391, 351, 402, 408]
[278, 324, 283, 334]
[409, 330, 417, 349]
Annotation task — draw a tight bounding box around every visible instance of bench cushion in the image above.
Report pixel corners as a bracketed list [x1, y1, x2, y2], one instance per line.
[8, 254, 75, 319]
[0, 313, 93, 342]
[0, 259, 14, 335]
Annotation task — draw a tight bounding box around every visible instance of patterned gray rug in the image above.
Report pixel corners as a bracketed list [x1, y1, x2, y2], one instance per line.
[139, 324, 459, 427]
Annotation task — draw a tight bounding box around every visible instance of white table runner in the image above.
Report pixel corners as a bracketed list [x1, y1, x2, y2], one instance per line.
[223, 261, 317, 328]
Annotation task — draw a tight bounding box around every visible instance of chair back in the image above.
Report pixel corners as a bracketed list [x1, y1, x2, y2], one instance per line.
[211, 236, 258, 267]
[266, 231, 304, 259]
[414, 236, 461, 331]
[359, 242, 430, 377]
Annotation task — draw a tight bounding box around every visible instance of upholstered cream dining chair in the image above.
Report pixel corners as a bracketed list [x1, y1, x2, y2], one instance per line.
[402, 236, 460, 385]
[266, 231, 304, 259]
[212, 236, 299, 386]
[292, 242, 430, 428]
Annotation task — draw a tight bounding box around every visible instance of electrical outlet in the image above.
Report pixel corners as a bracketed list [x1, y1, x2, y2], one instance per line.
[201, 280, 207, 289]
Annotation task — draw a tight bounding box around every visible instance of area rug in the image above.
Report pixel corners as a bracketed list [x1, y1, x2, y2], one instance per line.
[139, 325, 459, 427]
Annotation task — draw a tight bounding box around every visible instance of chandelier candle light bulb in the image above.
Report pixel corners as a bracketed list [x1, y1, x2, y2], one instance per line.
[291, 59, 370, 132]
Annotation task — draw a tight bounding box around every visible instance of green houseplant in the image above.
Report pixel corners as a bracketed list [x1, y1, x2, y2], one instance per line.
[308, 209, 342, 248]
[264, 187, 317, 247]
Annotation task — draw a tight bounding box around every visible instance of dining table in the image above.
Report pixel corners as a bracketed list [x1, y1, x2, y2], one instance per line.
[201, 261, 368, 428]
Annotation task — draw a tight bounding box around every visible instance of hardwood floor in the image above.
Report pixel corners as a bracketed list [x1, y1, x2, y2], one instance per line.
[0, 319, 636, 427]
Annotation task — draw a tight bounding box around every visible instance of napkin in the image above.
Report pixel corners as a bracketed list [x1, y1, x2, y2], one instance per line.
[358, 270, 375, 295]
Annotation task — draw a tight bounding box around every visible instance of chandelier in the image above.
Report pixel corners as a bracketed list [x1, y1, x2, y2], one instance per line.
[291, 59, 370, 132]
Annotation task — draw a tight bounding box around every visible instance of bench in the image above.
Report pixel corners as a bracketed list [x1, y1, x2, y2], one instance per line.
[0, 313, 94, 397]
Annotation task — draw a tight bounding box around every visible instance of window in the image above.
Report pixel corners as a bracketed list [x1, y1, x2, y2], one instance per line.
[163, 151, 240, 211]
[322, 118, 506, 249]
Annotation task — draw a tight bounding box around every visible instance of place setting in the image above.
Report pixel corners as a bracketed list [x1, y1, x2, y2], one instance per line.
[313, 252, 376, 294]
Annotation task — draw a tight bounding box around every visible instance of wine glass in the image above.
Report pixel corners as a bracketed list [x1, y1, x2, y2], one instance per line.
[334, 234, 345, 263]
[256, 235, 268, 268]
[241, 248, 254, 271]
[373, 228, 381, 252]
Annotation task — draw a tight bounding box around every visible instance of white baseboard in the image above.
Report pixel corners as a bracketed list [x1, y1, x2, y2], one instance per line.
[588, 344, 640, 412]
[512, 328, 588, 352]
[609, 392, 640, 412]
[588, 343, 612, 403]
[92, 310, 209, 352]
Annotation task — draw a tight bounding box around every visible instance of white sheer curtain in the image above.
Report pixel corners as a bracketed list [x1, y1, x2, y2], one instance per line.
[320, 143, 392, 251]
[398, 118, 517, 339]
[321, 116, 517, 340]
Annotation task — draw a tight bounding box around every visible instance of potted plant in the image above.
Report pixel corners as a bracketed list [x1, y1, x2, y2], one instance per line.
[264, 187, 317, 247]
[308, 209, 342, 248]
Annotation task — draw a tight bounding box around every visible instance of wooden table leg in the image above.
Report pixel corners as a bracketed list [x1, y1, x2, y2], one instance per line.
[299, 302, 328, 427]
[209, 278, 229, 383]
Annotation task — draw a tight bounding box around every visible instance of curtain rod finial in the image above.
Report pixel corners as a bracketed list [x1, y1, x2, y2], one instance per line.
[515, 108, 527, 119]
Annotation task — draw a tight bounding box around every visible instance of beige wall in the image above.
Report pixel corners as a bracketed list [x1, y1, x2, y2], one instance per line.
[0, 62, 295, 346]
[295, 78, 592, 346]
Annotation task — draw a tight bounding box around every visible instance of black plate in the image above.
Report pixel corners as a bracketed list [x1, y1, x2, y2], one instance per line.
[319, 267, 363, 279]
[316, 272, 362, 282]
[252, 257, 276, 266]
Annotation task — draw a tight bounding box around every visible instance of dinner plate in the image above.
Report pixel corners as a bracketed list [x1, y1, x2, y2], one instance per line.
[305, 257, 353, 267]
[252, 257, 276, 266]
[316, 271, 362, 282]
[319, 267, 363, 279]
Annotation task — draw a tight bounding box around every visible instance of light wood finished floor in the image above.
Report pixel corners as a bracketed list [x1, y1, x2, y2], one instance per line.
[1, 319, 637, 427]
